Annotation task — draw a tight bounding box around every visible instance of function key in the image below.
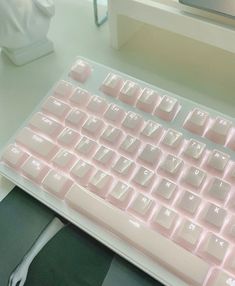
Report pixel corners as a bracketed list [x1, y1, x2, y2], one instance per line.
[184, 108, 209, 135]
[140, 121, 163, 142]
[86, 96, 108, 115]
[136, 88, 160, 113]
[104, 104, 125, 125]
[155, 95, 179, 122]
[53, 80, 74, 100]
[69, 59, 92, 83]
[206, 150, 230, 173]
[119, 80, 141, 105]
[2, 145, 28, 169]
[183, 139, 206, 161]
[100, 73, 124, 97]
[69, 87, 91, 107]
[206, 117, 232, 145]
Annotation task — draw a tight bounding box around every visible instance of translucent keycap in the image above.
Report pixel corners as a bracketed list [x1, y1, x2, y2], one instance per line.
[100, 73, 124, 97]
[152, 178, 177, 201]
[52, 149, 76, 170]
[16, 128, 57, 159]
[58, 128, 80, 147]
[132, 167, 154, 190]
[2, 145, 28, 169]
[122, 112, 144, 135]
[136, 88, 160, 113]
[112, 156, 135, 177]
[206, 178, 231, 203]
[160, 155, 183, 177]
[155, 95, 179, 121]
[22, 157, 49, 183]
[119, 135, 140, 157]
[107, 182, 134, 209]
[69, 59, 91, 82]
[71, 160, 94, 186]
[140, 121, 163, 142]
[206, 117, 232, 145]
[207, 270, 235, 286]
[178, 191, 201, 215]
[119, 80, 141, 105]
[100, 126, 123, 146]
[43, 170, 72, 198]
[53, 80, 74, 100]
[138, 144, 162, 168]
[93, 146, 115, 167]
[175, 220, 202, 250]
[42, 97, 70, 120]
[86, 96, 108, 115]
[202, 203, 227, 230]
[88, 170, 113, 197]
[183, 139, 206, 161]
[201, 233, 229, 264]
[224, 216, 235, 242]
[65, 109, 87, 129]
[151, 207, 178, 235]
[104, 104, 125, 125]
[75, 137, 97, 157]
[183, 166, 206, 189]
[184, 108, 209, 135]
[226, 250, 235, 274]
[69, 87, 91, 107]
[161, 129, 183, 149]
[129, 194, 154, 219]
[82, 117, 104, 139]
[29, 113, 62, 137]
[207, 150, 230, 173]
[228, 132, 235, 151]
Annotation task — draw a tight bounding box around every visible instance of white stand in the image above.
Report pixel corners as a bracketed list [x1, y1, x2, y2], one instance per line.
[2, 38, 54, 66]
[108, 0, 235, 53]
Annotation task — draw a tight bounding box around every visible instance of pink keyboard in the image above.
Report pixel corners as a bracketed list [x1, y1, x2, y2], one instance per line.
[0, 57, 235, 286]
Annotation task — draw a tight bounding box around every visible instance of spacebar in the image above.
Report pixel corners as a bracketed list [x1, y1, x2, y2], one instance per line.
[65, 185, 210, 286]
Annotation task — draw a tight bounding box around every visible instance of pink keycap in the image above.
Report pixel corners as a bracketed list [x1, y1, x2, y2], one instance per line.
[29, 113, 63, 138]
[119, 80, 141, 105]
[86, 96, 108, 115]
[224, 216, 235, 241]
[202, 203, 227, 230]
[43, 170, 72, 198]
[206, 117, 232, 145]
[183, 166, 206, 189]
[16, 128, 57, 159]
[129, 194, 154, 220]
[132, 167, 154, 190]
[155, 95, 179, 121]
[122, 112, 144, 135]
[227, 164, 235, 183]
[138, 144, 162, 169]
[52, 149, 76, 171]
[161, 129, 183, 150]
[183, 139, 206, 161]
[2, 144, 28, 169]
[205, 178, 230, 203]
[136, 88, 160, 113]
[184, 108, 209, 135]
[100, 126, 123, 146]
[152, 178, 177, 202]
[119, 135, 140, 158]
[65, 109, 87, 129]
[159, 154, 183, 178]
[69, 59, 92, 82]
[53, 80, 74, 100]
[225, 249, 235, 274]
[177, 191, 201, 216]
[228, 131, 235, 151]
[93, 146, 115, 168]
[42, 97, 70, 121]
[174, 220, 202, 251]
[88, 170, 113, 198]
[70, 160, 94, 186]
[57, 128, 80, 147]
[75, 137, 97, 157]
[207, 270, 235, 286]
[200, 233, 229, 264]
[69, 87, 91, 107]
[100, 73, 124, 97]
[104, 104, 126, 125]
[112, 156, 135, 177]
[206, 149, 230, 173]
[151, 207, 178, 236]
[22, 157, 49, 183]
[107, 182, 134, 209]
[140, 121, 163, 142]
[82, 117, 105, 139]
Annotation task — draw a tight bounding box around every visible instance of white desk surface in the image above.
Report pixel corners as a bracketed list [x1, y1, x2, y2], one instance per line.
[0, 0, 235, 150]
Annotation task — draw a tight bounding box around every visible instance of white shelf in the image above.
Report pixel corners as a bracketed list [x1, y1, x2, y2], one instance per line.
[108, 0, 235, 53]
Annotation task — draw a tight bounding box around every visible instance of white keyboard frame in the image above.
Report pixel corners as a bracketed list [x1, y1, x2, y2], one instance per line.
[0, 57, 234, 286]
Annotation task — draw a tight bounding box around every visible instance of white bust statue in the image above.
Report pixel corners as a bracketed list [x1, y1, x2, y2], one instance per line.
[0, 0, 55, 65]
